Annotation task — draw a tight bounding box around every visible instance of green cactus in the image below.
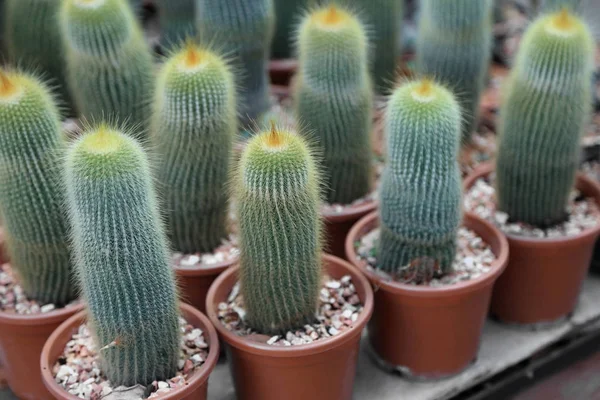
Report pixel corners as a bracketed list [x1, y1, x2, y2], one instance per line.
[60, 0, 155, 136]
[496, 10, 595, 227]
[156, 0, 196, 50]
[65, 125, 180, 386]
[416, 0, 493, 142]
[196, 0, 274, 125]
[5, 0, 73, 113]
[129, 0, 142, 12]
[542, 0, 584, 12]
[294, 5, 373, 205]
[271, 0, 306, 59]
[378, 79, 462, 280]
[0, 70, 74, 305]
[235, 126, 322, 334]
[151, 42, 236, 253]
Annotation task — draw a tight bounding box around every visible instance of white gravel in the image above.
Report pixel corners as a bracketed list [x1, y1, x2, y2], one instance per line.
[171, 235, 239, 269]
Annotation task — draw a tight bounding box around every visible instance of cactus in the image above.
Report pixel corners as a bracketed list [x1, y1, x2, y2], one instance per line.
[65, 125, 180, 386]
[151, 42, 236, 253]
[353, 0, 403, 93]
[542, 0, 584, 12]
[196, 0, 274, 125]
[416, 0, 493, 142]
[294, 5, 373, 205]
[0, 70, 74, 305]
[60, 0, 155, 136]
[496, 10, 595, 227]
[235, 126, 322, 334]
[156, 0, 196, 50]
[378, 79, 462, 280]
[4, 0, 73, 113]
[271, 0, 306, 59]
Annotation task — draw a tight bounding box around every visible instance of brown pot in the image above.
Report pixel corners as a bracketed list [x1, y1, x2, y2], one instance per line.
[41, 303, 220, 400]
[269, 59, 298, 87]
[345, 211, 509, 378]
[0, 302, 83, 399]
[323, 200, 377, 260]
[206, 254, 374, 400]
[464, 163, 600, 325]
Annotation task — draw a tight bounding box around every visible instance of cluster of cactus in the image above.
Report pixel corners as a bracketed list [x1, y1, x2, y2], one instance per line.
[59, 0, 155, 136]
[235, 125, 322, 334]
[65, 125, 180, 386]
[0, 70, 74, 305]
[378, 79, 462, 281]
[294, 5, 373, 205]
[496, 9, 595, 227]
[156, 0, 197, 50]
[196, 0, 274, 125]
[271, 0, 306, 59]
[416, 0, 493, 142]
[151, 42, 236, 253]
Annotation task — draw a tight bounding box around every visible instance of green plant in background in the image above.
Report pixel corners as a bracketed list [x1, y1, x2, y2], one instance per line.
[541, 0, 584, 12]
[60, 0, 155, 136]
[496, 9, 595, 227]
[0, 70, 74, 305]
[294, 5, 373, 205]
[378, 79, 462, 282]
[416, 0, 493, 142]
[151, 42, 236, 253]
[156, 0, 196, 50]
[129, 0, 142, 12]
[235, 126, 322, 334]
[65, 125, 180, 386]
[272, 0, 307, 59]
[197, 0, 274, 126]
[5, 0, 73, 113]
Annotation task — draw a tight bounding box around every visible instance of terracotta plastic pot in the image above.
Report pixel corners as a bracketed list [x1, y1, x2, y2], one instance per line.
[207, 254, 374, 400]
[323, 200, 377, 260]
[41, 303, 220, 400]
[464, 163, 600, 325]
[345, 211, 509, 378]
[269, 59, 297, 87]
[0, 301, 83, 400]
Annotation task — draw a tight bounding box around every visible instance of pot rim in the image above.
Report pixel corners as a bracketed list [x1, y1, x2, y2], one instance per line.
[345, 211, 509, 298]
[173, 254, 238, 277]
[268, 58, 298, 70]
[40, 303, 220, 400]
[206, 253, 374, 357]
[463, 162, 600, 246]
[322, 198, 378, 223]
[0, 300, 84, 327]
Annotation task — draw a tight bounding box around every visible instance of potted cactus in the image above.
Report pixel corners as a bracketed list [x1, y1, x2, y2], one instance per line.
[41, 125, 219, 399]
[206, 126, 373, 399]
[464, 9, 600, 325]
[346, 79, 508, 378]
[155, 0, 196, 51]
[0, 69, 82, 399]
[151, 42, 238, 313]
[294, 5, 377, 260]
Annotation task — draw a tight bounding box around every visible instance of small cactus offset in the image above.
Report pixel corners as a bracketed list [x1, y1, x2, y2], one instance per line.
[235, 126, 322, 334]
[156, 0, 197, 50]
[271, 0, 307, 59]
[0, 70, 74, 305]
[378, 79, 462, 281]
[196, 0, 274, 125]
[151, 42, 236, 253]
[496, 10, 595, 227]
[60, 0, 155, 136]
[5, 0, 73, 112]
[294, 5, 373, 204]
[65, 125, 180, 386]
[416, 0, 493, 142]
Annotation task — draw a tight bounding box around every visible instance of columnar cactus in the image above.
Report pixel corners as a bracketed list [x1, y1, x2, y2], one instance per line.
[235, 126, 322, 334]
[416, 0, 493, 142]
[378, 79, 462, 281]
[156, 0, 196, 50]
[0, 70, 74, 305]
[65, 125, 180, 386]
[496, 10, 595, 227]
[196, 0, 274, 125]
[60, 0, 155, 136]
[294, 5, 373, 204]
[271, 0, 306, 59]
[151, 42, 236, 253]
[5, 0, 73, 112]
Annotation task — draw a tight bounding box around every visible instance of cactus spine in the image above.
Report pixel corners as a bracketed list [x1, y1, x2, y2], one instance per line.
[60, 0, 155, 136]
[151, 43, 236, 253]
[294, 5, 373, 204]
[0, 70, 74, 305]
[65, 125, 180, 386]
[272, 0, 306, 59]
[416, 0, 493, 142]
[156, 0, 197, 50]
[196, 0, 274, 125]
[378, 79, 462, 281]
[496, 10, 595, 227]
[235, 126, 322, 334]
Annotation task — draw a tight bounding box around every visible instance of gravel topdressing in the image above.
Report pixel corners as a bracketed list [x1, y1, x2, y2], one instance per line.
[171, 235, 239, 269]
[53, 317, 209, 400]
[218, 275, 364, 346]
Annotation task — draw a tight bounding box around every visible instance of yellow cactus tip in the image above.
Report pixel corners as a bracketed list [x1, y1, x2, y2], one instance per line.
[549, 7, 577, 32]
[314, 5, 347, 27]
[0, 70, 16, 98]
[182, 40, 204, 68]
[82, 124, 123, 154]
[263, 121, 286, 149]
[414, 78, 435, 97]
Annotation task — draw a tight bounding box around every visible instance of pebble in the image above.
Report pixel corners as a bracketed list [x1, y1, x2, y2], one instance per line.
[171, 234, 239, 269]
